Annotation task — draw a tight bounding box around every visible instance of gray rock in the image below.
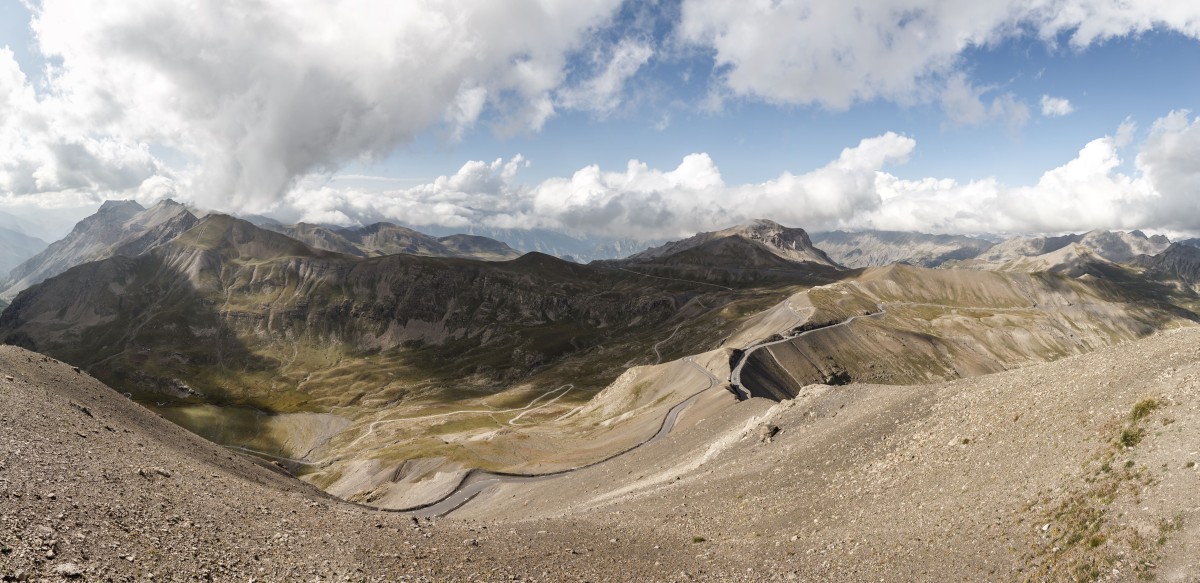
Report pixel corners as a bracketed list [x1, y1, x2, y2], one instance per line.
[52, 563, 83, 578]
[758, 424, 781, 443]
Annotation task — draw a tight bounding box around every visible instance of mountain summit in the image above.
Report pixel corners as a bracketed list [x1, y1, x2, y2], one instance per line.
[1, 199, 197, 299]
[627, 219, 841, 268]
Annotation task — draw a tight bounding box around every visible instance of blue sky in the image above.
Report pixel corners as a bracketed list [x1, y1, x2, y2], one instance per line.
[2, 1, 1200, 240]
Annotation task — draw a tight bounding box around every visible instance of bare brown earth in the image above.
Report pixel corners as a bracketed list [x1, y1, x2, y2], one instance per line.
[461, 329, 1200, 582]
[4, 327, 1200, 581]
[0, 346, 748, 582]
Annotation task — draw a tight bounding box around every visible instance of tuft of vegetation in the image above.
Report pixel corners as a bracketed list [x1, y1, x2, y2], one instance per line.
[1129, 398, 1162, 422]
[1026, 394, 1176, 581]
[691, 536, 706, 544]
[1157, 514, 1184, 546]
[1118, 427, 1145, 448]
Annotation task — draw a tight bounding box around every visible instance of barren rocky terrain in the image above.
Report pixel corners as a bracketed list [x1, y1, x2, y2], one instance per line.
[4, 325, 1200, 581]
[6, 216, 1200, 581]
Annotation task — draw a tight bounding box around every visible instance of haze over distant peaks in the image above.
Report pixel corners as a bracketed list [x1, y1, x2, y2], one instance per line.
[1, 199, 198, 299]
[0, 227, 47, 279]
[810, 230, 995, 268]
[963, 229, 1172, 274]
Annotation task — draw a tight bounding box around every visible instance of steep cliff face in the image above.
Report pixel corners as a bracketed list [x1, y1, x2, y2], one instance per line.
[0, 214, 692, 408]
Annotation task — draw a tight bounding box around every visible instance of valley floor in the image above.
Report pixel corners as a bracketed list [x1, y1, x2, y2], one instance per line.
[4, 326, 1200, 581]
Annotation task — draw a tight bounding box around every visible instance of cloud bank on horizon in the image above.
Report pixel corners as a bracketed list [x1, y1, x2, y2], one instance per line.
[2, 0, 1200, 239]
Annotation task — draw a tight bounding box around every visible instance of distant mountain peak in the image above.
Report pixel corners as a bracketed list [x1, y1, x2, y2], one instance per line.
[720, 219, 822, 253]
[1, 199, 197, 299]
[261, 221, 521, 261]
[97, 199, 145, 213]
[626, 220, 841, 269]
[809, 229, 995, 268]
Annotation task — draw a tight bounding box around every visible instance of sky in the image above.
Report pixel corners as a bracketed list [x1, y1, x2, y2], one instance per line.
[1, 0, 1200, 242]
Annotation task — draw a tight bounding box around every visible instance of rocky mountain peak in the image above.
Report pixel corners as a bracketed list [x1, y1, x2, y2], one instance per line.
[96, 199, 145, 214]
[1, 199, 197, 299]
[623, 219, 842, 273]
[722, 219, 817, 252]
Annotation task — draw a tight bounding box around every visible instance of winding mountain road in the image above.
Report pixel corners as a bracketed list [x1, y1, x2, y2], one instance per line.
[404, 357, 722, 517]
[225, 384, 575, 466]
[729, 304, 886, 399]
[233, 296, 889, 518]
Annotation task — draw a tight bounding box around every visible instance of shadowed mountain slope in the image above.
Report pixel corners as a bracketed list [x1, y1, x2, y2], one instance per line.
[1, 199, 198, 299]
[0, 214, 718, 412]
[1134, 243, 1200, 292]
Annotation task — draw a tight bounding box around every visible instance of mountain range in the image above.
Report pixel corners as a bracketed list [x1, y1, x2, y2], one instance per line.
[810, 229, 994, 268]
[5, 248, 1200, 580]
[264, 222, 522, 261]
[2, 199, 1200, 578]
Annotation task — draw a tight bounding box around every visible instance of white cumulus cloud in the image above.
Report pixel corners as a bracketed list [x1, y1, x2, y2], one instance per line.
[269, 113, 1200, 239]
[1041, 95, 1076, 117]
[556, 39, 654, 115]
[7, 0, 626, 213]
[678, 0, 1200, 117]
[271, 133, 917, 239]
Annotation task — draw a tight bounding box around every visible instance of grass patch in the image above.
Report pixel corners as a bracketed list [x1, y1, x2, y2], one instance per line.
[1026, 393, 1176, 581]
[1129, 398, 1162, 422]
[1118, 427, 1145, 448]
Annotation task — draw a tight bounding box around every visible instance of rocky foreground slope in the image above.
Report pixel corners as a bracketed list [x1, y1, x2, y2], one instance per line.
[0, 345, 732, 582]
[3, 328, 1200, 580]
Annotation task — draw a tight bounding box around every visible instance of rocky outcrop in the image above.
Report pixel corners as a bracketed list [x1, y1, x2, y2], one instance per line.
[604, 219, 848, 286]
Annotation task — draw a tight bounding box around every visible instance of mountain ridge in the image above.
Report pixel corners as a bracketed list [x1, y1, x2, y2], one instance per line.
[1, 199, 198, 299]
[810, 229, 994, 268]
[265, 221, 522, 261]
